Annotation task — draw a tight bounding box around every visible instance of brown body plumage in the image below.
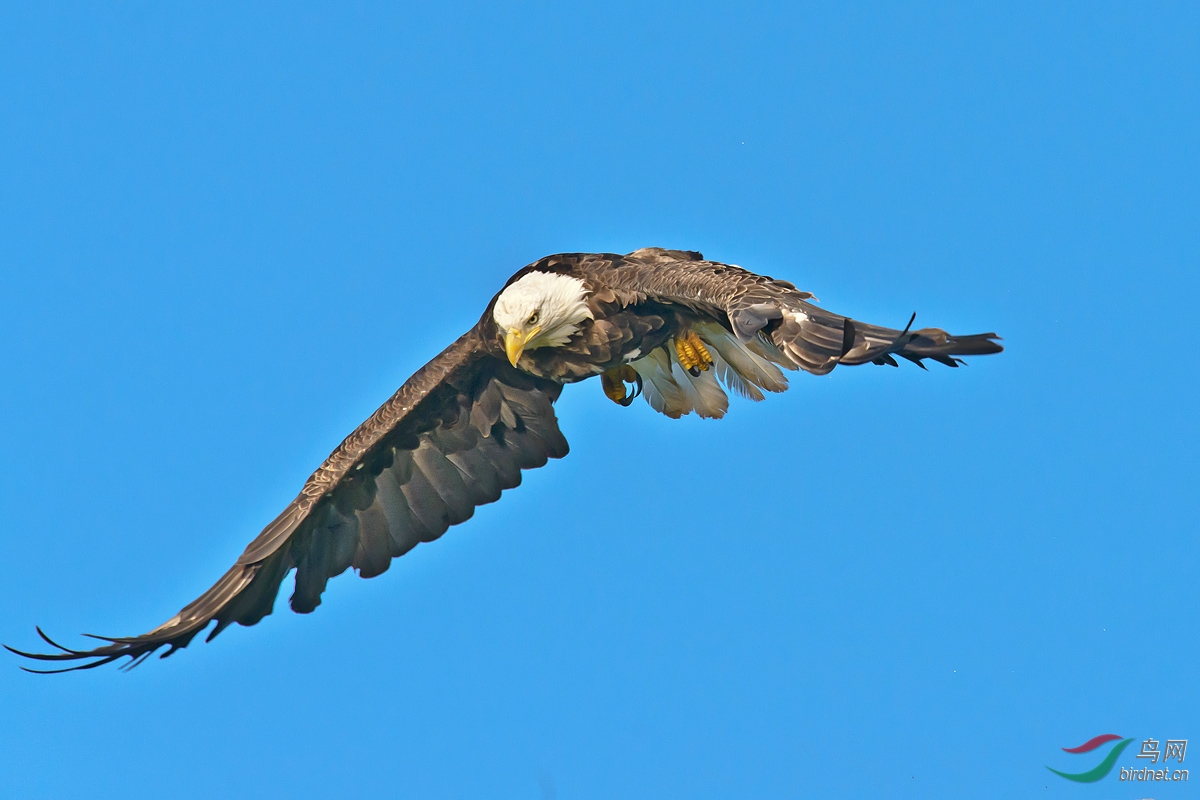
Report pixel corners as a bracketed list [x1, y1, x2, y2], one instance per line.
[9, 248, 1001, 671]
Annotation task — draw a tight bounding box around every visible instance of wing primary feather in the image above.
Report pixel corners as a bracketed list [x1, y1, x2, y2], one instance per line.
[840, 319, 856, 358]
[353, 503, 394, 578]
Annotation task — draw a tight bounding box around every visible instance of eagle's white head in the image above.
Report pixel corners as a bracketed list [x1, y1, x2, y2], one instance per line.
[492, 271, 593, 366]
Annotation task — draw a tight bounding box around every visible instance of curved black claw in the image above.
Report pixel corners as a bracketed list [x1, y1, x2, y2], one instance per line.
[602, 365, 642, 407]
[619, 371, 643, 406]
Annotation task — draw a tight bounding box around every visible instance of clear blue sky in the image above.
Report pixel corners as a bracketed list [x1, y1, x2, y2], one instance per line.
[1, 3, 1197, 798]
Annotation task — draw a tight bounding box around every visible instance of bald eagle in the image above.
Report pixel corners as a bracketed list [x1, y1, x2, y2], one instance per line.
[9, 248, 1001, 672]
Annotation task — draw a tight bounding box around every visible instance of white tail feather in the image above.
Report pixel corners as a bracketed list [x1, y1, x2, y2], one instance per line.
[630, 325, 795, 419]
[709, 348, 763, 401]
[630, 341, 729, 419]
[631, 348, 688, 418]
[666, 343, 728, 419]
[695, 323, 790, 396]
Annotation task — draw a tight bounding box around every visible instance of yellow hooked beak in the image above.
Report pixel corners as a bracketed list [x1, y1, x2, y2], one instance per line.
[504, 326, 540, 367]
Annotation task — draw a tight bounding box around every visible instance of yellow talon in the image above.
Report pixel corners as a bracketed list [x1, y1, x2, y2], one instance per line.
[601, 364, 641, 407]
[675, 331, 713, 376]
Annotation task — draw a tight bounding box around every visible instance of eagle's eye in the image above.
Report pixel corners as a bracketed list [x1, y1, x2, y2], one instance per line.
[527, 312, 539, 325]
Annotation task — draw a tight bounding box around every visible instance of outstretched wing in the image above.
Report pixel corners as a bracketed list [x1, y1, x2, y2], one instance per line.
[575, 247, 1002, 375]
[8, 330, 568, 672]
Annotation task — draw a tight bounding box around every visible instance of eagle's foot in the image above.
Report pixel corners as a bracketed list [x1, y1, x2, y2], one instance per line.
[675, 331, 714, 377]
[601, 364, 642, 407]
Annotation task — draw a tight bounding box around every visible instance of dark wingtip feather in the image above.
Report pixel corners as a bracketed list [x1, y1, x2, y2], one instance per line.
[897, 329, 1003, 366]
[205, 619, 234, 643]
[37, 626, 90, 655]
[3, 642, 44, 660]
[81, 633, 126, 644]
[872, 353, 900, 367]
[840, 319, 856, 358]
[17, 653, 126, 674]
[121, 652, 154, 672]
